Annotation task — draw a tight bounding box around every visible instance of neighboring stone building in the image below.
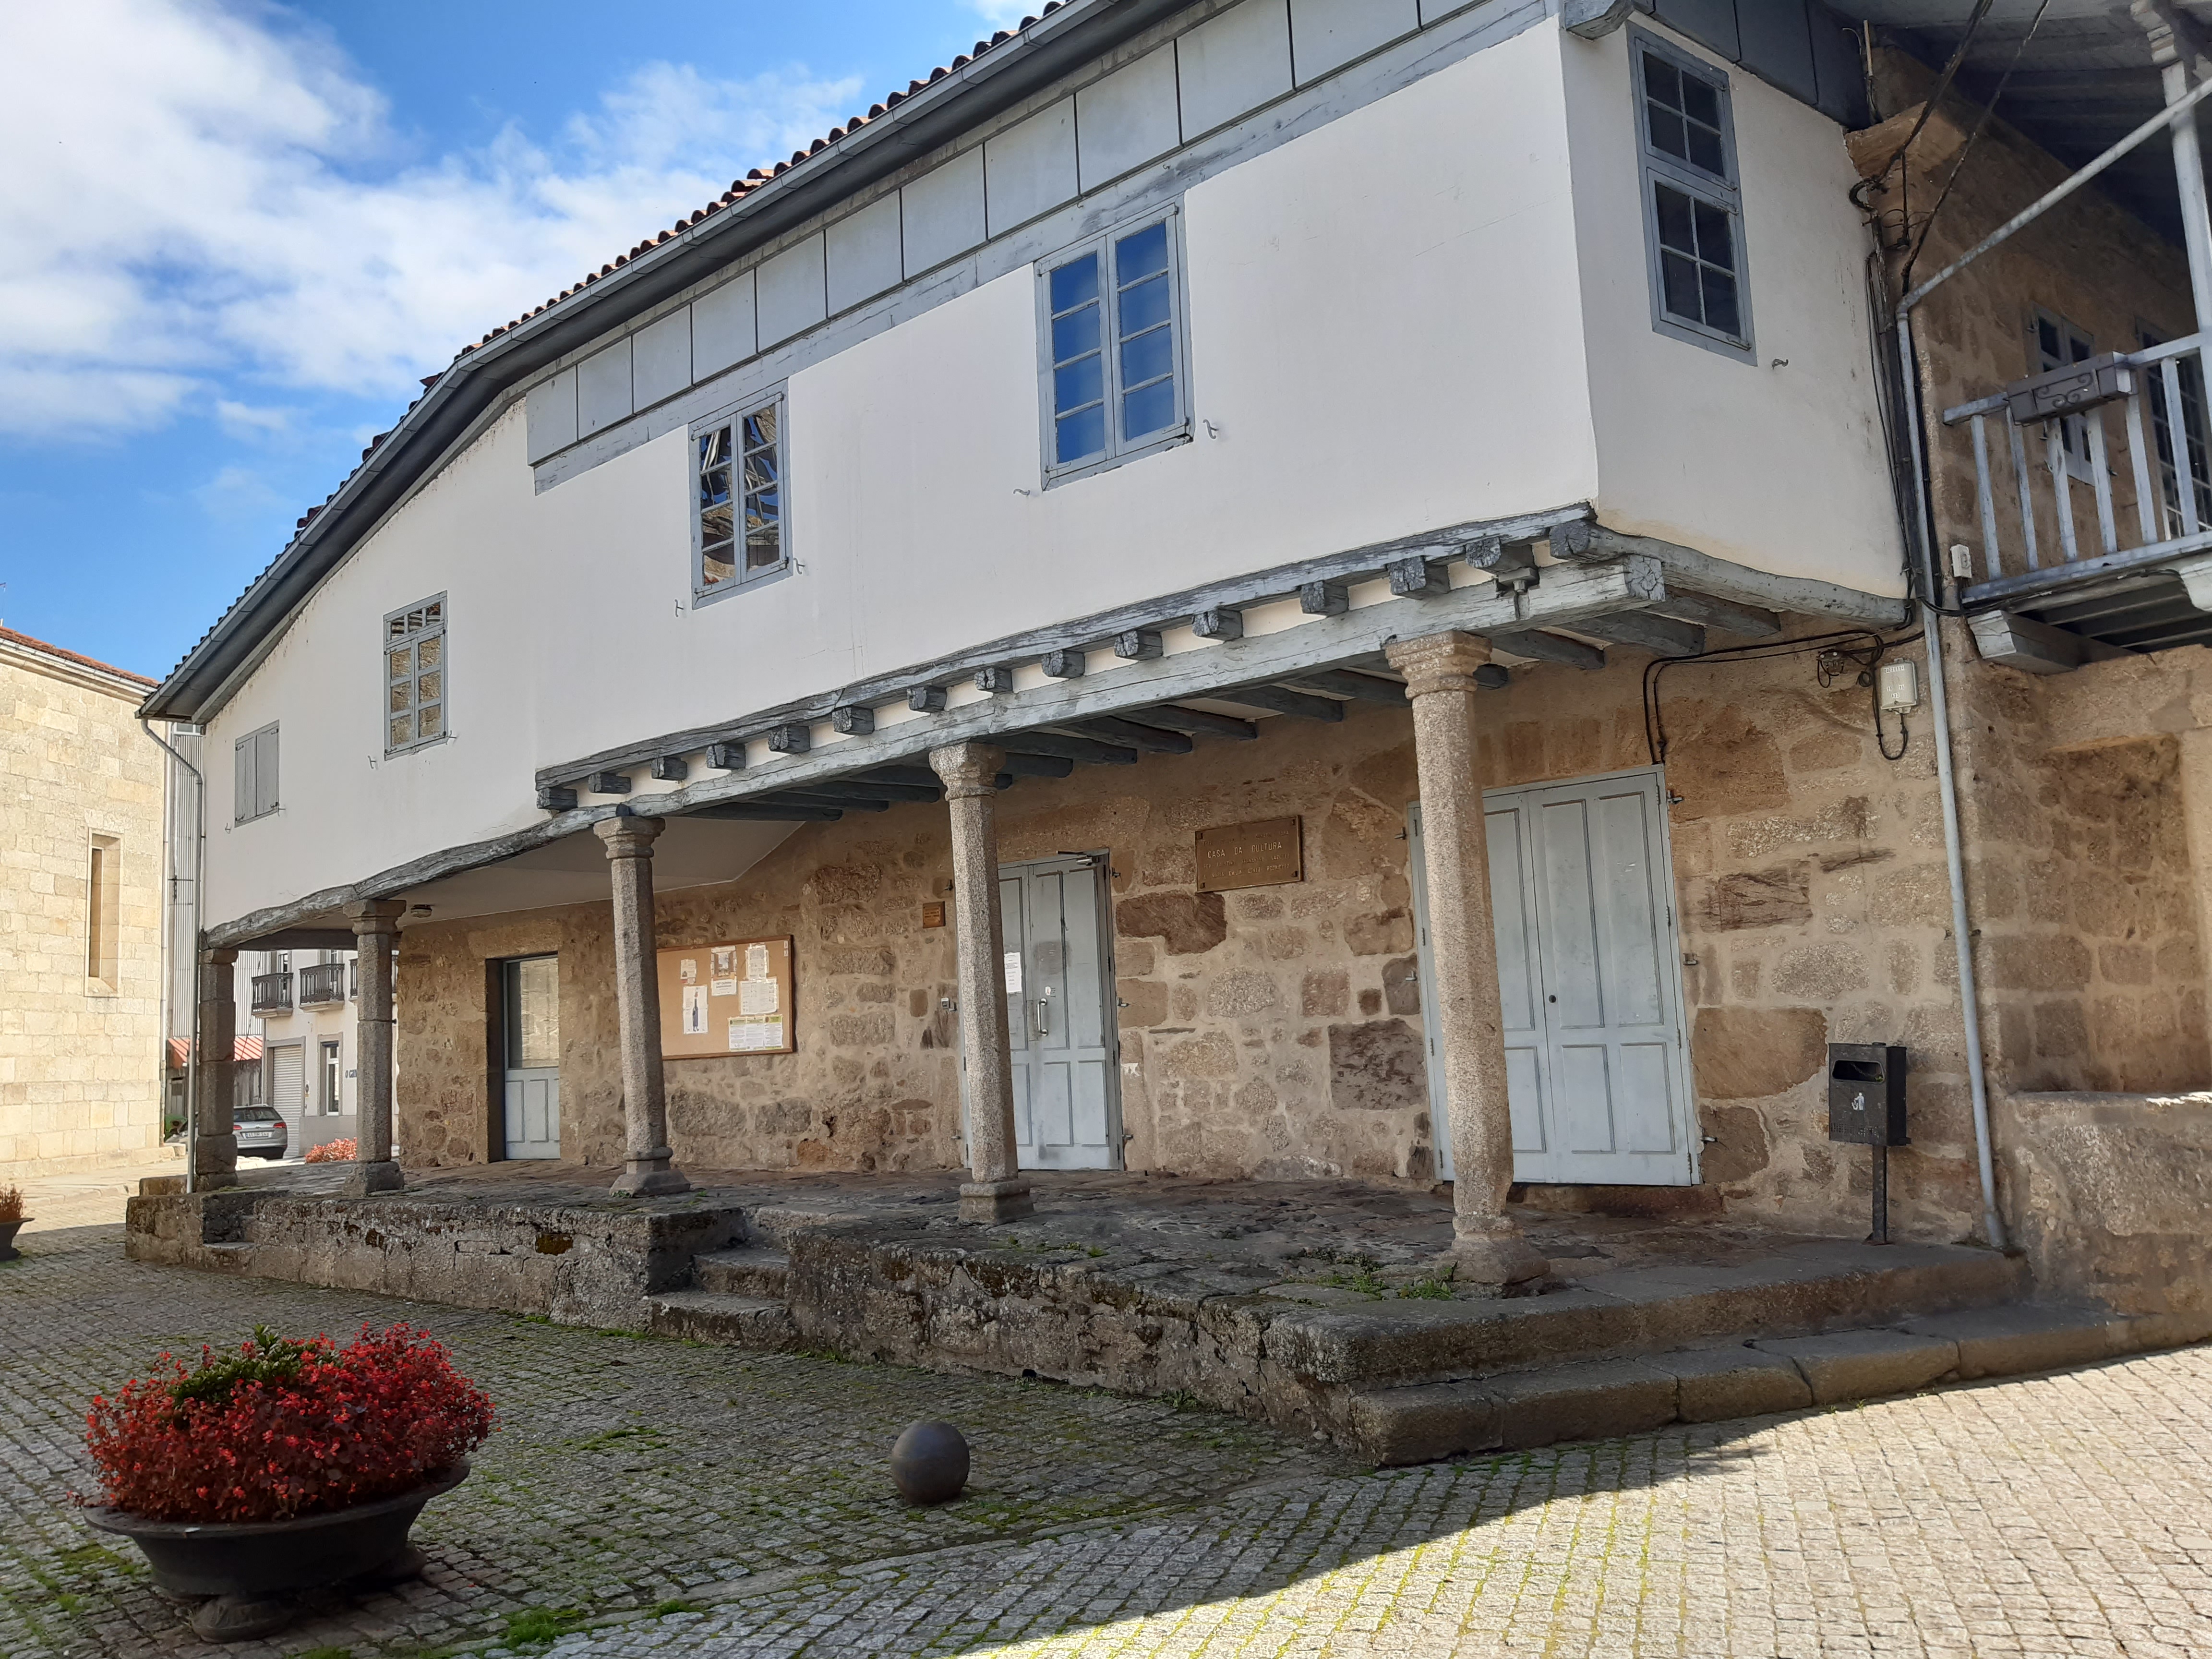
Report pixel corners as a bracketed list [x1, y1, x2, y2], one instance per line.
[138, 2, 2212, 1314]
[0, 626, 171, 1179]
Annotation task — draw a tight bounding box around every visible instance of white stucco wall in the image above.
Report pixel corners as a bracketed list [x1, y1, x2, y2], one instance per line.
[203, 23, 1596, 930]
[1561, 21, 1904, 594]
[199, 14, 1912, 935]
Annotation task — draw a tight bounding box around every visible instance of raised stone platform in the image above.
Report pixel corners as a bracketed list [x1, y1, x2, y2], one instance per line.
[125, 1165, 2206, 1462]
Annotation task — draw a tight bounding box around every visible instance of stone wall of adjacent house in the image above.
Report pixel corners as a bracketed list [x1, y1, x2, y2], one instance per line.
[397, 627, 2030, 1244]
[1949, 639, 2212, 1098]
[1852, 54, 2198, 581]
[0, 647, 168, 1179]
[1998, 1088, 2212, 1318]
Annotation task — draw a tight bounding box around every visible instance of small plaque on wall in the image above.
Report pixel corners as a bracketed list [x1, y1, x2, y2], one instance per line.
[657, 935, 795, 1059]
[921, 901, 947, 928]
[1195, 816, 1304, 893]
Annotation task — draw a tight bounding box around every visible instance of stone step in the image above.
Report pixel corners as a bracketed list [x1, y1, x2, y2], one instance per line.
[646, 1290, 798, 1350]
[1342, 1302, 2209, 1465]
[1272, 1238, 2030, 1391]
[693, 1247, 790, 1299]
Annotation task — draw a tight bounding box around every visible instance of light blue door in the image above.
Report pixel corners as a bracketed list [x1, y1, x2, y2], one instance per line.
[501, 955, 562, 1160]
[1410, 768, 1695, 1186]
[999, 855, 1119, 1170]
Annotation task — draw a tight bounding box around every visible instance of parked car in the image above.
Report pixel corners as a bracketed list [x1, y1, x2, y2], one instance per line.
[232, 1105, 289, 1161]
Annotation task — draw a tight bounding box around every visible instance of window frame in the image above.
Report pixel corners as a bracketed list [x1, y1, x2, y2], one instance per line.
[2032, 308, 2100, 483]
[1035, 206, 1193, 487]
[384, 594, 449, 757]
[234, 722, 279, 825]
[1630, 30, 1755, 363]
[690, 387, 791, 607]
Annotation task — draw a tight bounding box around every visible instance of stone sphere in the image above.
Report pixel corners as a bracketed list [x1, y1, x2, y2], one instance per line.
[890, 1420, 970, 1504]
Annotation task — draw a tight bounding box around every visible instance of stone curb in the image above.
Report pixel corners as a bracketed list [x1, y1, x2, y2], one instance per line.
[1344, 1303, 2211, 1465]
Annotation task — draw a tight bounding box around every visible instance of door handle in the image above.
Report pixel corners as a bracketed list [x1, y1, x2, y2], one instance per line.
[1033, 986, 1054, 1038]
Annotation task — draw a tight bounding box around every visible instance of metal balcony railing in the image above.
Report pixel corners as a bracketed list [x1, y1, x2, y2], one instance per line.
[249, 971, 293, 1015]
[1944, 331, 2212, 623]
[299, 962, 348, 1006]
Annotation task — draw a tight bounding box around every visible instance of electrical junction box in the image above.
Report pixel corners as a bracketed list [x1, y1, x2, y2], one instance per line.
[1827, 1044, 1909, 1147]
[1878, 660, 1920, 714]
[2004, 353, 2135, 425]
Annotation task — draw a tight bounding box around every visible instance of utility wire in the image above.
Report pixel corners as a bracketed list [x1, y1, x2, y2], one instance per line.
[1900, 0, 2056, 292]
[1641, 628, 1925, 771]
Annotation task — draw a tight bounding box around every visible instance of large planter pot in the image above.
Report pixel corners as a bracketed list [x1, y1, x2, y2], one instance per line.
[0, 1218, 30, 1262]
[84, 1462, 467, 1640]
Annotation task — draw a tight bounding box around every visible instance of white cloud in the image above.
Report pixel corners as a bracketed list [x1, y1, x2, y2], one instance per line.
[0, 0, 861, 439]
[191, 463, 284, 521]
[215, 399, 295, 440]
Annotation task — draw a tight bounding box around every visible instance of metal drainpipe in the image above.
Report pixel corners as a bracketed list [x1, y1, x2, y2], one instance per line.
[1885, 68, 2212, 1253]
[1884, 315, 2006, 1247]
[140, 719, 205, 1196]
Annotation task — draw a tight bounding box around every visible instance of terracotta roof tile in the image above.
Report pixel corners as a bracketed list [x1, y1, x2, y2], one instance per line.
[459, 3, 1063, 352]
[0, 626, 157, 688]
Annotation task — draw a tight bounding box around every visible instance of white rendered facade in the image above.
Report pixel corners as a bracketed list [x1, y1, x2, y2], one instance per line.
[175, 6, 1898, 938]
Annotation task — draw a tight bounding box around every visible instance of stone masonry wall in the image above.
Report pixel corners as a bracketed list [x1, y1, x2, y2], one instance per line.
[399, 632, 2021, 1244]
[0, 647, 167, 1178]
[1852, 55, 2212, 1100]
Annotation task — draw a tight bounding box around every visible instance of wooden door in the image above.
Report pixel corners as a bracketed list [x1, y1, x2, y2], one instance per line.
[1412, 768, 1695, 1186]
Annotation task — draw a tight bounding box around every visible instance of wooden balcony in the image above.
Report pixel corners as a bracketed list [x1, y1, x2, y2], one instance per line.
[1945, 331, 2212, 671]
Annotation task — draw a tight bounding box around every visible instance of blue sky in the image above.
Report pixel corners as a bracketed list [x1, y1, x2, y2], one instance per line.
[0, 0, 1031, 680]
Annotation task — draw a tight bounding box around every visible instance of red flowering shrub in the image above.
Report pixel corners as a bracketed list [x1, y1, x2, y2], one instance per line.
[84, 1325, 494, 1523]
[303, 1138, 358, 1164]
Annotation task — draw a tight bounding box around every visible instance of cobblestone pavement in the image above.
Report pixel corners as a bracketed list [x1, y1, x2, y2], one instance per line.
[5, 1226, 2211, 1659]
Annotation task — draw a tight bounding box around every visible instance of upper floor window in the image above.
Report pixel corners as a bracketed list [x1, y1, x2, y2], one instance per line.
[385, 596, 446, 755]
[234, 722, 278, 824]
[1633, 35, 1751, 360]
[1038, 210, 1189, 482]
[695, 394, 785, 601]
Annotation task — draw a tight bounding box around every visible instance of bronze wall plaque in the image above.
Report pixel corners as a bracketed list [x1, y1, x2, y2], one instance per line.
[1195, 816, 1304, 892]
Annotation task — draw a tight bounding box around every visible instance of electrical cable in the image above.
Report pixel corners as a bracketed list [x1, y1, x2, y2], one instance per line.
[1850, 0, 1995, 215]
[1641, 628, 1924, 771]
[1899, 0, 2055, 294]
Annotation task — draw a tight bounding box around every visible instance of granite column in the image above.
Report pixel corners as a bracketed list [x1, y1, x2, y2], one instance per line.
[930, 742, 1032, 1223]
[596, 814, 691, 1196]
[192, 945, 240, 1191]
[345, 899, 407, 1193]
[1385, 630, 1547, 1288]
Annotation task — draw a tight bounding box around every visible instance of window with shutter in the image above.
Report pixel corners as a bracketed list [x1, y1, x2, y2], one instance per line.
[235, 722, 279, 823]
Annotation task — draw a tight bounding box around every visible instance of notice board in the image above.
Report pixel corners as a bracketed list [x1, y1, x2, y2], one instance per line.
[657, 936, 795, 1060]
